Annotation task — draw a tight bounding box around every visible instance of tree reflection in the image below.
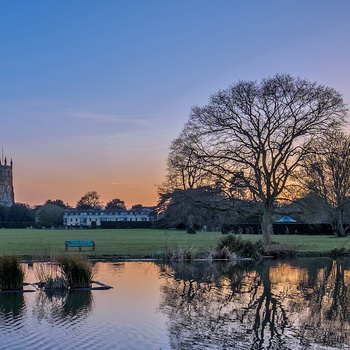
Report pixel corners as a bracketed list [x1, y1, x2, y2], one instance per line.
[158, 259, 350, 349]
[33, 290, 93, 323]
[294, 259, 350, 348]
[0, 293, 25, 320]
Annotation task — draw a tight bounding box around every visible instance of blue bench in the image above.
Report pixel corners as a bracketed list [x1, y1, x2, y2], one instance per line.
[65, 240, 95, 251]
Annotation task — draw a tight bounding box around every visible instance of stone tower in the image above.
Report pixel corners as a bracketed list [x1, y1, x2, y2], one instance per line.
[0, 156, 15, 206]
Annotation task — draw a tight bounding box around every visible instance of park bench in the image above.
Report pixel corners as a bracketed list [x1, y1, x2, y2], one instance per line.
[65, 240, 95, 251]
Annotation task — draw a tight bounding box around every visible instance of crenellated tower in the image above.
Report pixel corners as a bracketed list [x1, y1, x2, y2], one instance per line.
[0, 156, 15, 206]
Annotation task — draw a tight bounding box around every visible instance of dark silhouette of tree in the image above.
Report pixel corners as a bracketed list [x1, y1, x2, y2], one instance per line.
[156, 186, 230, 232]
[36, 204, 65, 227]
[76, 191, 102, 210]
[0, 205, 6, 222]
[44, 199, 71, 209]
[182, 73, 347, 244]
[131, 204, 144, 211]
[301, 131, 350, 236]
[105, 198, 126, 211]
[6, 203, 35, 222]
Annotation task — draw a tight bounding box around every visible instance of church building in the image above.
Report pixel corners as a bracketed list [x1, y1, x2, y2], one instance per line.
[0, 156, 15, 206]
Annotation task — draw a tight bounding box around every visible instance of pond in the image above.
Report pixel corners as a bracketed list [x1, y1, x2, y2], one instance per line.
[0, 259, 350, 349]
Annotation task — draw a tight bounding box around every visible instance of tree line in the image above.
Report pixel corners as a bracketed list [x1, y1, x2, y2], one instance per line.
[156, 73, 349, 243]
[0, 192, 145, 228]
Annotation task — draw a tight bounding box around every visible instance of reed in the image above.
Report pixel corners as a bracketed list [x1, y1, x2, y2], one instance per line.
[34, 261, 70, 289]
[0, 256, 25, 291]
[57, 255, 93, 288]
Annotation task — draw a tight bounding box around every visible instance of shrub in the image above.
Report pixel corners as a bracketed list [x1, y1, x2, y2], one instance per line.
[187, 227, 196, 234]
[216, 235, 263, 259]
[0, 256, 25, 291]
[57, 255, 93, 288]
[216, 246, 237, 260]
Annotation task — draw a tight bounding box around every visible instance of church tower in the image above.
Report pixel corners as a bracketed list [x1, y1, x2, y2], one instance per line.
[0, 155, 15, 206]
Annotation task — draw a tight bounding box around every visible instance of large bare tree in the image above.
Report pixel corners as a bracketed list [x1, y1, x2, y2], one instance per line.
[302, 132, 350, 236]
[184, 74, 347, 244]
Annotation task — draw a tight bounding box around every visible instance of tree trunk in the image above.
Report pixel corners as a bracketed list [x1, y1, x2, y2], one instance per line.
[334, 209, 346, 237]
[261, 204, 273, 245]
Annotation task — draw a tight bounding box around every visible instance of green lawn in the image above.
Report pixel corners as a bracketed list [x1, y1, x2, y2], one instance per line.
[0, 228, 349, 258]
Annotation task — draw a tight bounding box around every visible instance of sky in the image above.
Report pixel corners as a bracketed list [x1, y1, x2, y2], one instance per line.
[1, 0, 350, 208]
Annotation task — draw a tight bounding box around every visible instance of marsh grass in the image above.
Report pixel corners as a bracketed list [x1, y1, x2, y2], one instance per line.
[57, 255, 94, 288]
[0, 256, 25, 291]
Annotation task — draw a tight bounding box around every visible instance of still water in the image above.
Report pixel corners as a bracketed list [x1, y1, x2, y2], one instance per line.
[0, 259, 350, 350]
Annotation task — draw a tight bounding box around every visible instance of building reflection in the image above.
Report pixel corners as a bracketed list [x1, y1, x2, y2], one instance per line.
[158, 259, 350, 349]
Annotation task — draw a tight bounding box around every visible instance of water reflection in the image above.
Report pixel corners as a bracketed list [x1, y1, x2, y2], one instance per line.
[33, 289, 93, 323]
[0, 260, 349, 349]
[158, 259, 350, 350]
[0, 292, 25, 319]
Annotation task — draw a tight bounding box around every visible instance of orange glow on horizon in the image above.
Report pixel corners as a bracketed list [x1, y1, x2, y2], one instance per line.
[12, 158, 165, 208]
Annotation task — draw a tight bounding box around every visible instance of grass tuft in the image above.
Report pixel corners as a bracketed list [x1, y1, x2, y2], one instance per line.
[0, 256, 25, 291]
[57, 255, 94, 288]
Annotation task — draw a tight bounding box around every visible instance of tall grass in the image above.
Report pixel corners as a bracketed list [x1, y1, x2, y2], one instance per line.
[57, 255, 94, 288]
[0, 256, 25, 291]
[34, 260, 68, 289]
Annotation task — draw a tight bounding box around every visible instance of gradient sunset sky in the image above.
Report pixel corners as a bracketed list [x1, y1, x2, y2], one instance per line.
[1, 1, 350, 208]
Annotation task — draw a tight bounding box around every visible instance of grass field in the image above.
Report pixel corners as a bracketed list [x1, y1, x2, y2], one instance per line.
[0, 228, 350, 259]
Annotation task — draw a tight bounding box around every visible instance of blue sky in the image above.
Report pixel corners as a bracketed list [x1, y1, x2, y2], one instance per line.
[1, 0, 349, 207]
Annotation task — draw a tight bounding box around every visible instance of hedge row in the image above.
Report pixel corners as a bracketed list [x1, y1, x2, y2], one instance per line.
[0, 222, 36, 229]
[100, 221, 153, 229]
[221, 223, 334, 235]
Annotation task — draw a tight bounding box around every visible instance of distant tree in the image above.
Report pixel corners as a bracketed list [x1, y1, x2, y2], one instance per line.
[6, 203, 35, 222]
[290, 191, 330, 224]
[36, 204, 65, 227]
[0, 205, 6, 222]
[131, 204, 146, 211]
[156, 187, 234, 232]
[183, 73, 347, 244]
[44, 199, 71, 209]
[301, 132, 350, 236]
[76, 191, 102, 210]
[105, 198, 126, 211]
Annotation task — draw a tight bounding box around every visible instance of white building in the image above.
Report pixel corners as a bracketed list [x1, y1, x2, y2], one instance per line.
[63, 208, 154, 227]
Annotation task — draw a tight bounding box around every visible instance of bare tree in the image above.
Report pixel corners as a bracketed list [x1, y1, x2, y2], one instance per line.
[184, 74, 347, 244]
[301, 132, 350, 236]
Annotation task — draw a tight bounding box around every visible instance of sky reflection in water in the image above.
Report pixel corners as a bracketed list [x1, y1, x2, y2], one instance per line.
[0, 259, 349, 350]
